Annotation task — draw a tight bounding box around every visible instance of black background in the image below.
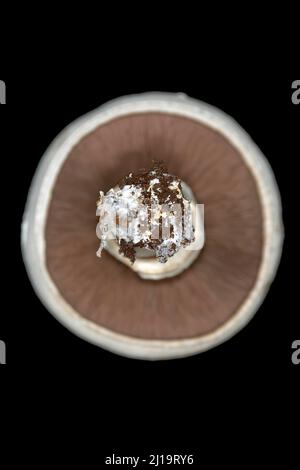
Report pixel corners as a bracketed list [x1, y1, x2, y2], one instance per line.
[0, 59, 299, 453]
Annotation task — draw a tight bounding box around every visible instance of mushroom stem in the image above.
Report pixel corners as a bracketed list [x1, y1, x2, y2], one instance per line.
[103, 181, 205, 280]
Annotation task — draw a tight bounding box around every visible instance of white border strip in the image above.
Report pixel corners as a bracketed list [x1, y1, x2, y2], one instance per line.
[21, 93, 284, 360]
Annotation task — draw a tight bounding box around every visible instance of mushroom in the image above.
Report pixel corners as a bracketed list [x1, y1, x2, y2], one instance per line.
[21, 93, 283, 360]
